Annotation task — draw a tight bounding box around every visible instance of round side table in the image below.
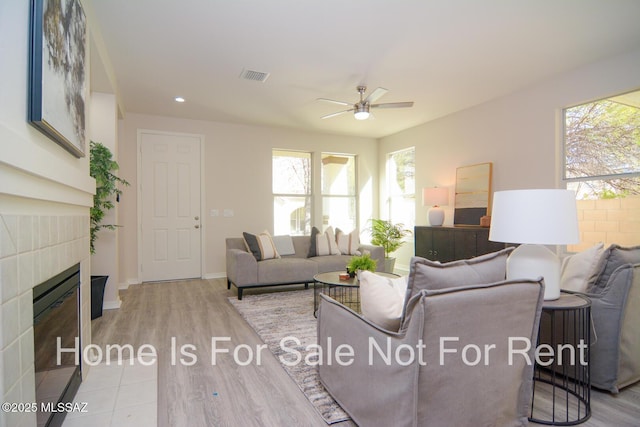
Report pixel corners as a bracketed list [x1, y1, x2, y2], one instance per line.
[529, 292, 591, 425]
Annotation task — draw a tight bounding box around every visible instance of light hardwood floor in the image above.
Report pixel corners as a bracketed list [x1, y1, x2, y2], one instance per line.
[92, 278, 640, 427]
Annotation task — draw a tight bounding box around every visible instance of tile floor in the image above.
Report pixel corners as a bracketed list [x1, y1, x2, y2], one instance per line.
[61, 358, 157, 427]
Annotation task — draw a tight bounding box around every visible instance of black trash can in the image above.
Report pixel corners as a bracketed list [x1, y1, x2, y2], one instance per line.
[91, 275, 109, 320]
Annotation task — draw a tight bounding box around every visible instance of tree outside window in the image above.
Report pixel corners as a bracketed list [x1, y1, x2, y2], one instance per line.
[563, 89, 640, 249]
[387, 147, 415, 228]
[273, 150, 311, 235]
[565, 92, 640, 198]
[321, 153, 357, 232]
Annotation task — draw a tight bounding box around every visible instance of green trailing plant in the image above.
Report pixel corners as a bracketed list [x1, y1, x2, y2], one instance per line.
[347, 253, 377, 274]
[368, 218, 412, 258]
[90, 141, 129, 254]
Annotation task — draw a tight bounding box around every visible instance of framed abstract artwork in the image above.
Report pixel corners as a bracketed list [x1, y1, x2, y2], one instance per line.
[454, 162, 493, 225]
[29, 0, 87, 158]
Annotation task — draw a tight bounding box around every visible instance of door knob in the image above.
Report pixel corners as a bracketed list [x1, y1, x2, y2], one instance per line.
[194, 216, 199, 220]
[195, 225, 200, 229]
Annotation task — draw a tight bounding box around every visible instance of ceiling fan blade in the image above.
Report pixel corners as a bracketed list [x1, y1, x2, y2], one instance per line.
[371, 101, 414, 109]
[316, 98, 351, 106]
[321, 108, 354, 119]
[364, 87, 388, 104]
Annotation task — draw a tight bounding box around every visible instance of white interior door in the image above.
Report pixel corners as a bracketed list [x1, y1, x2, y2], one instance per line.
[140, 131, 202, 282]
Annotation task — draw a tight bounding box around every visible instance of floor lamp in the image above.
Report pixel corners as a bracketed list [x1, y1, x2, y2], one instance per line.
[489, 189, 579, 300]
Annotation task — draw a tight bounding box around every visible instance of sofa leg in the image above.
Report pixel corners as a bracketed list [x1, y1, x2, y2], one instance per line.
[305, 283, 309, 289]
[227, 279, 231, 289]
[238, 288, 243, 300]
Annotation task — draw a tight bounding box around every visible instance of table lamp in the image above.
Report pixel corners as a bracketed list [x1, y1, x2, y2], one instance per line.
[489, 189, 579, 300]
[422, 187, 449, 226]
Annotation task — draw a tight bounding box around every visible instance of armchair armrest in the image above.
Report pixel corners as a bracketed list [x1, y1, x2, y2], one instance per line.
[225, 248, 258, 286]
[571, 263, 640, 392]
[317, 294, 421, 427]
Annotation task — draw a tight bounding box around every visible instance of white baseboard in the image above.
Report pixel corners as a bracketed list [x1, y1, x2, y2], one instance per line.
[103, 299, 122, 310]
[203, 272, 227, 280]
[120, 278, 141, 290]
[119, 275, 226, 285]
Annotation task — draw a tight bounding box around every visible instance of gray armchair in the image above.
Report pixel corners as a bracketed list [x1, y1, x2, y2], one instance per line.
[317, 277, 545, 427]
[568, 244, 640, 393]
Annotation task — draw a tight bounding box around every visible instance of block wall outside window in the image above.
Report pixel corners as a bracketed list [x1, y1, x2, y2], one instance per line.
[568, 195, 640, 252]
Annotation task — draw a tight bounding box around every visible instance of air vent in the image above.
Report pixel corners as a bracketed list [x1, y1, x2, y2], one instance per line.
[239, 69, 270, 82]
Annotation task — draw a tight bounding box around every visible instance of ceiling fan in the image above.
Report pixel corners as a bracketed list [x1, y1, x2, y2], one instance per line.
[317, 85, 414, 120]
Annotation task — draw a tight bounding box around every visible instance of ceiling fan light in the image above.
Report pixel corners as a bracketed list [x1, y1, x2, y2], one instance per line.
[354, 104, 370, 120]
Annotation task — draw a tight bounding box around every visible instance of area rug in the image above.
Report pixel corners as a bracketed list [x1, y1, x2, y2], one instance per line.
[228, 289, 349, 424]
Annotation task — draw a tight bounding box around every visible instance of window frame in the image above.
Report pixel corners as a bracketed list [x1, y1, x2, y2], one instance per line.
[272, 149, 313, 236]
[561, 90, 640, 251]
[562, 92, 640, 187]
[386, 147, 416, 229]
[320, 152, 358, 233]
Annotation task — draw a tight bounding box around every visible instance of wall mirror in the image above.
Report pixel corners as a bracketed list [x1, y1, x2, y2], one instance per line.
[454, 162, 493, 225]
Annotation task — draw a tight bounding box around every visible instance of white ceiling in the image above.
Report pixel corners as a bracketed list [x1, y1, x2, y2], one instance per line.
[89, 0, 640, 139]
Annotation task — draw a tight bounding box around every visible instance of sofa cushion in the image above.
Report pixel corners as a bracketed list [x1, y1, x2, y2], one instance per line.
[243, 231, 280, 261]
[336, 228, 361, 255]
[560, 243, 604, 292]
[312, 254, 353, 273]
[256, 257, 318, 285]
[590, 244, 640, 293]
[360, 271, 407, 331]
[401, 248, 513, 326]
[309, 226, 341, 257]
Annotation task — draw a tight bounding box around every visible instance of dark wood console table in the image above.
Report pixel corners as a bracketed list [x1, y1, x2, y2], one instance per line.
[414, 226, 505, 262]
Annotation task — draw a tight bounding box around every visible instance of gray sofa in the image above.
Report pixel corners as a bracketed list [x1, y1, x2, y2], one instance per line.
[225, 235, 384, 299]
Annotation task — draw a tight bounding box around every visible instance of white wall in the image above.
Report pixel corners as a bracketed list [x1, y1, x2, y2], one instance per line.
[117, 114, 378, 285]
[0, 2, 96, 426]
[379, 48, 640, 270]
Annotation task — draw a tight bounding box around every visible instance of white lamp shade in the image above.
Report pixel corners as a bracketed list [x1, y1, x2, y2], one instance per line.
[489, 189, 579, 300]
[489, 189, 579, 245]
[422, 187, 449, 207]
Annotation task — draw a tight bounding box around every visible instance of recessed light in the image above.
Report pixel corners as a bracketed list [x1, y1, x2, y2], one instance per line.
[174, 97, 185, 103]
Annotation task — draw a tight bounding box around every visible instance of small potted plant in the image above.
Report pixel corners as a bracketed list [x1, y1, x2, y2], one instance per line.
[368, 218, 412, 272]
[346, 253, 378, 277]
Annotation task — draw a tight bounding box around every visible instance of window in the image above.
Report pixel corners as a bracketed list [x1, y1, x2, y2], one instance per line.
[273, 150, 311, 235]
[563, 89, 640, 249]
[387, 147, 415, 228]
[321, 154, 357, 232]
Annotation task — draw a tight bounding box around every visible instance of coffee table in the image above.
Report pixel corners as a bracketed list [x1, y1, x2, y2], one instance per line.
[313, 270, 399, 317]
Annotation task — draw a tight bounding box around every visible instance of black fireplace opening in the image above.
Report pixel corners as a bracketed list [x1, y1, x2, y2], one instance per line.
[33, 263, 82, 427]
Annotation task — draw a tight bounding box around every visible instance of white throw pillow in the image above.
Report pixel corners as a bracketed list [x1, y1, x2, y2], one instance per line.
[316, 226, 341, 256]
[272, 235, 296, 256]
[359, 271, 407, 332]
[560, 243, 605, 292]
[335, 228, 361, 255]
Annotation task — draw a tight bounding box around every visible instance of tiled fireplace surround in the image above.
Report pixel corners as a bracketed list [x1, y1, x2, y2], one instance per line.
[0, 213, 92, 427]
